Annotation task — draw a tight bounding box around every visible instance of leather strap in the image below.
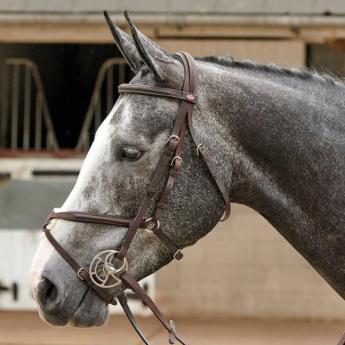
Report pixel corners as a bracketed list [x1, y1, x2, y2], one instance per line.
[119, 84, 197, 104]
[43, 226, 116, 305]
[337, 332, 345, 345]
[117, 293, 151, 345]
[153, 226, 183, 260]
[115, 52, 200, 260]
[154, 123, 186, 220]
[42, 51, 231, 345]
[187, 111, 231, 220]
[46, 211, 134, 228]
[177, 52, 230, 220]
[115, 136, 179, 260]
[120, 272, 188, 345]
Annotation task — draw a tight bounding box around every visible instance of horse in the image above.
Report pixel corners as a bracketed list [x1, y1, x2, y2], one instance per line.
[31, 10, 345, 343]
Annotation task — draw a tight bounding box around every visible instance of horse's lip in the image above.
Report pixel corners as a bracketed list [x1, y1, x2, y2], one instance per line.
[70, 285, 90, 321]
[38, 306, 69, 326]
[68, 288, 109, 327]
[36, 283, 110, 327]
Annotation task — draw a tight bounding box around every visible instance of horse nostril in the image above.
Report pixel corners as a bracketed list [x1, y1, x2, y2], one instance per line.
[36, 278, 59, 308]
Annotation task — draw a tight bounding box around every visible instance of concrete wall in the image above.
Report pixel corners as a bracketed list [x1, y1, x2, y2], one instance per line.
[159, 40, 306, 68]
[156, 204, 345, 320]
[0, 158, 81, 229]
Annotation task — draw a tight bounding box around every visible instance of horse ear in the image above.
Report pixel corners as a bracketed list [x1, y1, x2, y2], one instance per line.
[103, 11, 142, 73]
[124, 11, 183, 83]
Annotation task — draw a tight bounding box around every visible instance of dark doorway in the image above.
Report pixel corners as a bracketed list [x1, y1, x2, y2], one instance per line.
[0, 43, 131, 150]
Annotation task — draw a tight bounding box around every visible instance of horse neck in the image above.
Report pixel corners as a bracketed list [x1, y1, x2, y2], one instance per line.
[198, 60, 345, 299]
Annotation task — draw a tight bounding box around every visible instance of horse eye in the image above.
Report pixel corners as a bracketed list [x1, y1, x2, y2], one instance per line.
[120, 146, 142, 161]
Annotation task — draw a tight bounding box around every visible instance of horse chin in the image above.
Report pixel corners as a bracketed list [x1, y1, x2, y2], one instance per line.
[69, 290, 110, 328]
[69, 303, 109, 328]
[38, 308, 69, 327]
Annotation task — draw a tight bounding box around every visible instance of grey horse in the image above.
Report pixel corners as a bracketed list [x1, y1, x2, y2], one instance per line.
[31, 13, 345, 328]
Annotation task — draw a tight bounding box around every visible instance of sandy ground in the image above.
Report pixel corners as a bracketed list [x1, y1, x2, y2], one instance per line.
[0, 311, 344, 345]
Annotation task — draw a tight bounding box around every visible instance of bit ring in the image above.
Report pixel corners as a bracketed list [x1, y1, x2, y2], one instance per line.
[89, 250, 128, 288]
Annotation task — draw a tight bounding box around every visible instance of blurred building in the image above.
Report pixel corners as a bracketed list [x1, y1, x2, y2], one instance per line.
[0, 1, 344, 319]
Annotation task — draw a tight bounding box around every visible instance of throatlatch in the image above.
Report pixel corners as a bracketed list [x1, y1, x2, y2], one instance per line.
[43, 51, 230, 345]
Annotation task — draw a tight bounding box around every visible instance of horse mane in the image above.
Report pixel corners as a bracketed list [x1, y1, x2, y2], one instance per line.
[197, 55, 345, 89]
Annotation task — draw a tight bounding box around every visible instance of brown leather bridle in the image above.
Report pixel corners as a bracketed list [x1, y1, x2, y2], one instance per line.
[43, 51, 231, 345]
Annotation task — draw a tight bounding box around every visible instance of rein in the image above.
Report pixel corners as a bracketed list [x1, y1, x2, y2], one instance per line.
[43, 51, 231, 345]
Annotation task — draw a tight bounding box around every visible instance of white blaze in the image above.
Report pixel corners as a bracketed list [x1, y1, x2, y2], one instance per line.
[30, 98, 130, 290]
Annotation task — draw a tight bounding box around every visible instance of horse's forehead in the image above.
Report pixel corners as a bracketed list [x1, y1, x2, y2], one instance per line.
[106, 69, 181, 138]
[108, 93, 176, 140]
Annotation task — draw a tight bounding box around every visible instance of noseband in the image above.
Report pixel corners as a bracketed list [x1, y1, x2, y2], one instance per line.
[43, 52, 231, 345]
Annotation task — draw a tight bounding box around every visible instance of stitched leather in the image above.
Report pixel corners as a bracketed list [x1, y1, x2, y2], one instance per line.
[119, 84, 197, 104]
[44, 226, 116, 305]
[120, 272, 188, 345]
[47, 211, 134, 228]
[337, 332, 345, 345]
[43, 51, 230, 345]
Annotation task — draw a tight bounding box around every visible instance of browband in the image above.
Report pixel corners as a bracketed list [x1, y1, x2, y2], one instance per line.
[118, 84, 197, 104]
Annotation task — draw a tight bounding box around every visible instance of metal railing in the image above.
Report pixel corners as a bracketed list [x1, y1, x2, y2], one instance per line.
[0, 58, 59, 151]
[0, 57, 127, 153]
[76, 58, 127, 150]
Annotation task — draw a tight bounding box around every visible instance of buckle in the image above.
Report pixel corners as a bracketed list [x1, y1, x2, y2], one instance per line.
[186, 94, 196, 102]
[170, 156, 182, 167]
[173, 249, 183, 260]
[169, 320, 177, 344]
[77, 267, 88, 281]
[143, 217, 160, 233]
[220, 210, 228, 222]
[167, 135, 179, 144]
[196, 143, 204, 156]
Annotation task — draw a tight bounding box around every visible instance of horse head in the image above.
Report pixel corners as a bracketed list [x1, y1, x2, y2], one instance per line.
[30, 12, 228, 328]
